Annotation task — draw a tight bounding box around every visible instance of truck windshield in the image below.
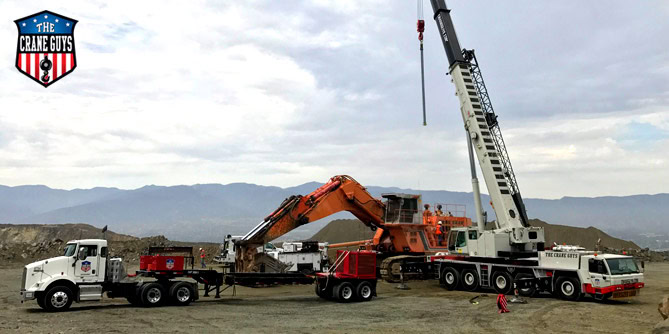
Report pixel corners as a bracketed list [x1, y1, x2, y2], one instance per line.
[606, 258, 640, 275]
[63, 244, 77, 256]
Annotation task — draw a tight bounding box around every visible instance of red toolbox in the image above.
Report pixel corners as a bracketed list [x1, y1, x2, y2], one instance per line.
[140, 255, 185, 271]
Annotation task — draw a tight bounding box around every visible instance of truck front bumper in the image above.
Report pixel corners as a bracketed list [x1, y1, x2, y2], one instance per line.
[19, 290, 36, 303]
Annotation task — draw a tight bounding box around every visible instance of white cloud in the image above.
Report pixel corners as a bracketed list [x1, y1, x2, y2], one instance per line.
[0, 1, 668, 200]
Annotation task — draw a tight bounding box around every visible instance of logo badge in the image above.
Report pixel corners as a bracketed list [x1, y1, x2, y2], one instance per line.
[81, 260, 91, 272]
[14, 10, 77, 87]
[166, 258, 175, 270]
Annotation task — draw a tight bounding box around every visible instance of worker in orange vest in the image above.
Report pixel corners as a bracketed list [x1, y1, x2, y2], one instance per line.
[436, 221, 444, 244]
[199, 248, 206, 268]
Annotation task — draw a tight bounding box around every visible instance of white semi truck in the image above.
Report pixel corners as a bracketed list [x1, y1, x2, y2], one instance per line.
[20, 239, 212, 311]
[401, 0, 645, 301]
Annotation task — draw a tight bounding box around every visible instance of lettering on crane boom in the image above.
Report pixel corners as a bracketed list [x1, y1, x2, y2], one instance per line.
[544, 252, 578, 259]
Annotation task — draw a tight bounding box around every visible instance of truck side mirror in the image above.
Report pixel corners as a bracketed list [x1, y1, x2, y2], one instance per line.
[78, 247, 87, 261]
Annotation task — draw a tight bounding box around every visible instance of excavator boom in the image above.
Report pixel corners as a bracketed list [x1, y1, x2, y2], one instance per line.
[242, 175, 385, 245]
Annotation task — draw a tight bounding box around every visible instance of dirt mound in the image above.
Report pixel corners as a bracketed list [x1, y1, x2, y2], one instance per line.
[0, 223, 136, 245]
[527, 219, 639, 250]
[0, 223, 220, 265]
[310, 219, 375, 244]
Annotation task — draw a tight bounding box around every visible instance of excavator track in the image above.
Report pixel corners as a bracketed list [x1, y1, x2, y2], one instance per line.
[380, 255, 426, 283]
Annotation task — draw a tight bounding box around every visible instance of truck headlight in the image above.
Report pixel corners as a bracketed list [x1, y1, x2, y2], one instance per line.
[24, 291, 34, 299]
[33, 267, 43, 273]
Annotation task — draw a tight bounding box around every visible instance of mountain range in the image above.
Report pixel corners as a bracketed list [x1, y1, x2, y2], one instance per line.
[0, 182, 667, 249]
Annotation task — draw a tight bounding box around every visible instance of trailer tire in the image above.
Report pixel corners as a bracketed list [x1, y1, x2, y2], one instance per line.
[169, 282, 194, 306]
[440, 267, 460, 290]
[515, 273, 536, 297]
[555, 276, 582, 301]
[356, 281, 373, 302]
[492, 271, 513, 295]
[140, 282, 165, 307]
[461, 269, 479, 291]
[43, 285, 73, 312]
[333, 282, 355, 303]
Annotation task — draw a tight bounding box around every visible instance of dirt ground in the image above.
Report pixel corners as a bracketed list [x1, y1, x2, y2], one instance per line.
[2, 263, 668, 334]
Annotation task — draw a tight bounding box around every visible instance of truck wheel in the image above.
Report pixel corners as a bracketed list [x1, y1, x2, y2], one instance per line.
[36, 293, 46, 309]
[333, 282, 355, 303]
[356, 281, 373, 302]
[140, 283, 165, 307]
[492, 271, 513, 295]
[169, 282, 194, 306]
[44, 285, 73, 312]
[440, 267, 460, 290]
[515, 273, 536, 297]
[461, 269, 479, 291]
[555, 276, 582, 301]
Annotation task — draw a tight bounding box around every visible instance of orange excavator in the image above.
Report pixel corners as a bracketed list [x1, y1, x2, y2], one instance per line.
[233, 175, 470, 282]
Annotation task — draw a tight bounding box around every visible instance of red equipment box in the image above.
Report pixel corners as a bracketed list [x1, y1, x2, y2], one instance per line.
[334, 250, 376, 280]
[139, 255, 185, 271]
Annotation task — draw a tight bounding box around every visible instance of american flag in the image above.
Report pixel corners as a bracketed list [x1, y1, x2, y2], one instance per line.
[17, 53, 75, 83]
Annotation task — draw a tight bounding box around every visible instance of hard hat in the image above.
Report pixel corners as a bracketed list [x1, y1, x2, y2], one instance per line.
[199, 248, 203, 250]
[438, 221, 443, 225]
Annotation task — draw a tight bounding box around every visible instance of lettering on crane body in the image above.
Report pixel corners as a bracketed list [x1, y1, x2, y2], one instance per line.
[544, 252, 579, 259]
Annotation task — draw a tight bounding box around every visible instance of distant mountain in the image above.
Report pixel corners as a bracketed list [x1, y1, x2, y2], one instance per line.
[0, 182, 666, 248]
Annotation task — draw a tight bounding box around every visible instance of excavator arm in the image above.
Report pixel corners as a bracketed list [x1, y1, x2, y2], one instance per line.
[236, 175, 385, 272]
[242, 175, 385, 244]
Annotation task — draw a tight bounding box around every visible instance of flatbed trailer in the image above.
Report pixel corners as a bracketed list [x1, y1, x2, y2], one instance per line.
[20, 239, 377, 311]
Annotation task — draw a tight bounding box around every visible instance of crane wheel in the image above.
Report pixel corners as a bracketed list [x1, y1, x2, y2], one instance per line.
[555, 276, 582, 301]
[333, 282, 355, 303]
[491, 271, 513, 295]
[515, 273, 536, 297]
[461, 268, 479, 291]
[440, 267, 460, 290]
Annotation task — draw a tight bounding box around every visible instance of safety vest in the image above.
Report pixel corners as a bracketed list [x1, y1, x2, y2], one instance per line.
[435, 227, 442, 235]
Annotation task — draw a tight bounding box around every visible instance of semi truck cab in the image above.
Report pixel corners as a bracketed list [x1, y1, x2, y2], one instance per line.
[21, 239, 110, 308]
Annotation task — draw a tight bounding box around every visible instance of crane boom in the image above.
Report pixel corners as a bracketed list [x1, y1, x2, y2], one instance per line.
[429, 0, 527, 231]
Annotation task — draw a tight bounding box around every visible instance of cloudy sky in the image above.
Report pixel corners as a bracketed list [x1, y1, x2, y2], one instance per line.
[0, 0, 668, 199]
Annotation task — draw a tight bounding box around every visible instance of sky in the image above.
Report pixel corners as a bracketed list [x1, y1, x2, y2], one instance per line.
[0, 0, 668, 199]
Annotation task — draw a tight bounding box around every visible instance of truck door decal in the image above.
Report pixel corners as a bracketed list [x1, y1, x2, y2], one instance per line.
[81, 261, 91, 272]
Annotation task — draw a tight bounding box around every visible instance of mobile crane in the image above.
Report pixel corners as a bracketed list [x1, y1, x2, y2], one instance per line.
[401, 0, 645, 301]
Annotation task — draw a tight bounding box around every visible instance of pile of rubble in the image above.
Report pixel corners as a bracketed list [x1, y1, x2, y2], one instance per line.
[0, 234, 221, 266]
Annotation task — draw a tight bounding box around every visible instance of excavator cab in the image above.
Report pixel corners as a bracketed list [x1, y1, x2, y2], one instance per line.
[381, 193, 422, 224]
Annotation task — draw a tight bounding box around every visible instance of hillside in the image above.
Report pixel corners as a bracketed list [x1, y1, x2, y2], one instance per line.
[0, 182, 667, 248]
[311, 218, 639, 250]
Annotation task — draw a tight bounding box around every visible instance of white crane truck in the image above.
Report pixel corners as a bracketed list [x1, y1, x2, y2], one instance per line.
[401, 0, 645, 301]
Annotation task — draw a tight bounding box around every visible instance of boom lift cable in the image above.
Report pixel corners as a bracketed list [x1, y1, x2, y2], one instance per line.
[417, 0, 427, 126]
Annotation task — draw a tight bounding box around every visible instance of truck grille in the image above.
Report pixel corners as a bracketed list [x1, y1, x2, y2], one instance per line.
[21, 267, 27, 291]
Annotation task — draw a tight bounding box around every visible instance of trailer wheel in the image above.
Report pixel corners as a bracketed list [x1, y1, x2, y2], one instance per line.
[140, 283, 165, 307]
[333, 282, 355, 303]
[492, 271, 513, 295]
[43, 285, 73, 312]
[515, 273, 536, 297]
[461, 269, 479, 291]
[315, 282, 332, 300]
[555, 276, 582, 301]
[440, 267, 460, 290]
[356, 281, 373, 302]
[169, 282, 194, 306]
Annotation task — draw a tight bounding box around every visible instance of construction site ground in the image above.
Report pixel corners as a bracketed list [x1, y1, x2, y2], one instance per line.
[2, 263, 667, 333]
